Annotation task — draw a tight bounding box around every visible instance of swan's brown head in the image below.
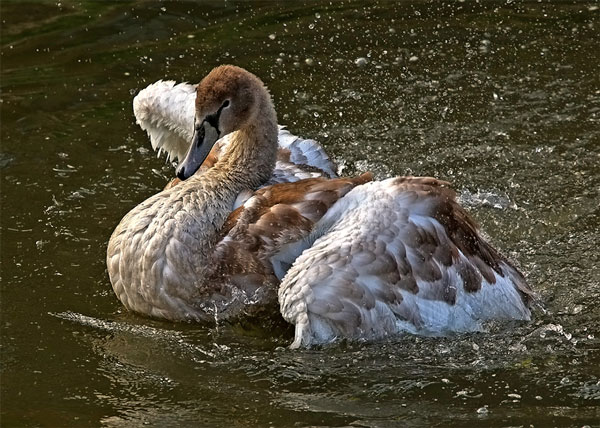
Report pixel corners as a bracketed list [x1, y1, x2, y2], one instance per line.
[176, 65, 269, 180]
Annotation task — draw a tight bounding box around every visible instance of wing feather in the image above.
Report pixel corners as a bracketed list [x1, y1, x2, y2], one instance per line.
[213, 174, 373, 283]
[133, 80, 196, 162]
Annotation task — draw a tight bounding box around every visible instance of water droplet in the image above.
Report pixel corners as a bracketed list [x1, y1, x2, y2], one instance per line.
[268, 34, 276, 40]
[355, 57, 368, 67]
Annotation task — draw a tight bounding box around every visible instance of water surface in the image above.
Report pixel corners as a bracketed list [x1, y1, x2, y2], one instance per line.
[1, 1, 599, 426]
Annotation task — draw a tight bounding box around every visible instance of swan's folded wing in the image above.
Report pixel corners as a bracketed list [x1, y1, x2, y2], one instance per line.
[211, 173, 373, 281]
[278, 176, 533, 347]
[133, 81, 337, 180]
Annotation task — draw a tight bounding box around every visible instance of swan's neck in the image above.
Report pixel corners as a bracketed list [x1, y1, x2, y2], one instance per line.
[210, 100, 278, 190]
[174, 106, 276, 261]
[188, 97, 276, 233]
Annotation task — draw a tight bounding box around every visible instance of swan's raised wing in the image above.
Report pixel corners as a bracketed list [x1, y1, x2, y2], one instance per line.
[278, 177, 533, 348]
[133, 81, 337, 180]
[133, 80, 196, 162]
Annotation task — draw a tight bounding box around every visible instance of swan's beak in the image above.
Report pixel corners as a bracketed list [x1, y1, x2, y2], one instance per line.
[176, 120, 220, 180]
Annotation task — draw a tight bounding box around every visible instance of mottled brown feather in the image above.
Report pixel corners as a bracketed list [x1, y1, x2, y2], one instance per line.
[209, 173, 374, 290]
[390, 176, 531, 303]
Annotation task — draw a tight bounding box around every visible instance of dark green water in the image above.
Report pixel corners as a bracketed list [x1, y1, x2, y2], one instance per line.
[1, 1, 599, 426]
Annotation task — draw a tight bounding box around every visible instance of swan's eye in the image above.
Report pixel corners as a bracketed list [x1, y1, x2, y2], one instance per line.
[221, 100, 230, 109]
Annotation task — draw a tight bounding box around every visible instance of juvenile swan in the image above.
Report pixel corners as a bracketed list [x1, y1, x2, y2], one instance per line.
[107, 65, 533, 347]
